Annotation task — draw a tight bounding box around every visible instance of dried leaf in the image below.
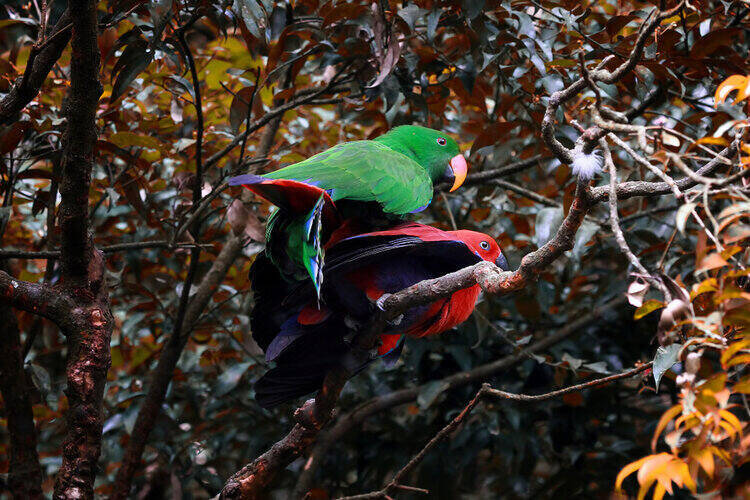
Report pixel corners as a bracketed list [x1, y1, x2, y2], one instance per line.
[627, 279, 650, 307]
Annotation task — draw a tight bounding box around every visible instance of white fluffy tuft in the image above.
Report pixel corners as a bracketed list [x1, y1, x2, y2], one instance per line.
[571, 150, 603, 180]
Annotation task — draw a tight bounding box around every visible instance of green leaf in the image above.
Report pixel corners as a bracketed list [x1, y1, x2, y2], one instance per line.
[111, 40, 153, 102]
[109, 132, 161, 150]
[534, 207, 564, 247]
[571, 219, 599, 262]
[417, 380, 448, 409]
[653, 343, 683, 391]
[217, 361, 253, 397]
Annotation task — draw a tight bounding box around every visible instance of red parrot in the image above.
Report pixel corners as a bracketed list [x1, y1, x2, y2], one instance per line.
[250, 223, 508, 408]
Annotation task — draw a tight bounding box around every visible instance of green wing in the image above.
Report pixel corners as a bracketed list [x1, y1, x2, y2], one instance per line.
[264, 141, 433, 215]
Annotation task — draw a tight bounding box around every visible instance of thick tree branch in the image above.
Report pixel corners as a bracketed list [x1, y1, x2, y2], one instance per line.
[51, 0, 113, 497]
[0, 239, 207, 259]
[295, 295, 626, 495]
[221, 182, 594, 498]
[0, 11, 72, 125]
[0, 264, 44, 499]
[0, 271, 72, 323]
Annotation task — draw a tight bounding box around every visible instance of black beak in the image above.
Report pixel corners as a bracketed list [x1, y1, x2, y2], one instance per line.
[495, 253, 509, 271]
[442, 164, 455, 188]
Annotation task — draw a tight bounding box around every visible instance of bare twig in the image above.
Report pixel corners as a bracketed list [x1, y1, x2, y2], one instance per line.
[221, 182, 594, 498]
[600, 139, 667, 297]
[338, 363, 652, 499]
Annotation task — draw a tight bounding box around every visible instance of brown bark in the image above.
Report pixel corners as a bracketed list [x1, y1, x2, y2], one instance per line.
[51, 0, 112, 498]
[0, 263, 44, 499]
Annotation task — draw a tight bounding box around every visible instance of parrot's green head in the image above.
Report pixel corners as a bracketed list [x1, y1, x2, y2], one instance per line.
[375, 125, 468, 192]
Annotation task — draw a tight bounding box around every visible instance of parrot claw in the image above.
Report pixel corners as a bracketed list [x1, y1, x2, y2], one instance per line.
[375, 294, 392, 312]
[388, 314, 403, 326]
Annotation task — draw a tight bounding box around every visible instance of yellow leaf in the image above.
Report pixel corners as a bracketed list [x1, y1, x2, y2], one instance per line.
[719, 409, 743, 436]
[692, 278, 718, 298]
[721, 337, 750, 367]
[652, 405, 682, 451]
[694, 448, 714, 478]
[727, 353, 750, 368]
[696, 136, 729, 146]
[714, 74, 750, 107]
[652, 482, 666, 500]
[673, 460, 696, 493]
[615, 456, 649, 491]
[733, 375, 750, 394]
[635, 299, 665, 319]
[717, 420, 738, 439]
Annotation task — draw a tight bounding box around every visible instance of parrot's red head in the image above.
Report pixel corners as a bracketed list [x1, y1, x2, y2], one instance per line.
[450, 230, 509, 270]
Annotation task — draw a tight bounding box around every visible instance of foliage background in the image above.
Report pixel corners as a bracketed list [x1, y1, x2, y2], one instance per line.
[0, 0, 747, 498]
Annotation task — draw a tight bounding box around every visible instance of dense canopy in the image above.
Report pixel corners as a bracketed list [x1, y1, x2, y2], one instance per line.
[0, 0, 748, 498]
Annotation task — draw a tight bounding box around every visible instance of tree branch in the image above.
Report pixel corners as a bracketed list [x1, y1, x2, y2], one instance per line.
[0, 10, 72, 125]
[221, 181, 594, 498]
[294, 295, 627, 496]
[337, 362, 652, 499]
[51, 0, 113, 497]
[0, 271, 72, 324]
[0, 264, 44, 499]
[589, 145, 737, 203]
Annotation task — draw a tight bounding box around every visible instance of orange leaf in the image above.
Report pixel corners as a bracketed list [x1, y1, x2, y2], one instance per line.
[615, 456, 649, 491]
[652, 482, 667, 500]
[652, 405, 683, 451]
[698, 253, 728, 271]
[719, 409, 743, 436]
[714, 74, 750, 107]
[637, 453, 673, 486]
[721, 337, 750, 368]
[693, 448, 715, 478]
[727, 353, 750, 368]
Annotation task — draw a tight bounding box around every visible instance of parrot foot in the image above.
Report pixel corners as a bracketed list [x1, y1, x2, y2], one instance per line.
[388, 314, 403, 326]
[294, 398, 330, 430]
[375, 294, 392, 311]
[375, 294, 403, 324]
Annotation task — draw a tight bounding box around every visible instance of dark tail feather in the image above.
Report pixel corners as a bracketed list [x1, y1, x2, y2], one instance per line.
[254, 317, 351, 408]
[255, 360, 332, 408]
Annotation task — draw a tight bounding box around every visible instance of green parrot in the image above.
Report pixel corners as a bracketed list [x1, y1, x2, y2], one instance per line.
[229, 125, 468, 294]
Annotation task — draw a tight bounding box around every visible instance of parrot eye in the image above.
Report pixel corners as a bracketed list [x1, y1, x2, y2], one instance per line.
[436, 137, 447, 146]
[480, 241, 490, 251]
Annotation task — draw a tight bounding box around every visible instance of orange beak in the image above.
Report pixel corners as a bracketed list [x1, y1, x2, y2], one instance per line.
[448, 154, 468, 192]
